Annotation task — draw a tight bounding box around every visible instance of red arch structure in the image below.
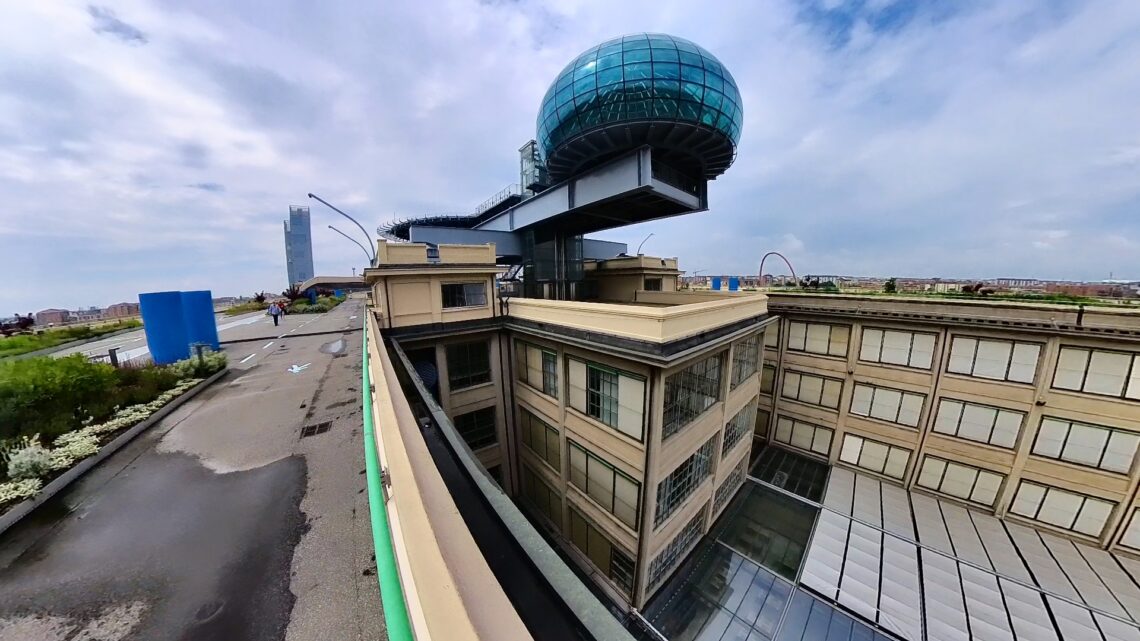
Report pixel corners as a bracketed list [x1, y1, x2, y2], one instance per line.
[758, 251, 798, 289]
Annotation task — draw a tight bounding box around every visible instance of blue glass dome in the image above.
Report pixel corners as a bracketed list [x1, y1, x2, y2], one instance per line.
[537, 33, 743, 182]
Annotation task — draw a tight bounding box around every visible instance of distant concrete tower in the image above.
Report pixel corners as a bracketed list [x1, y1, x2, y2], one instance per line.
[284, 206, 315, 286]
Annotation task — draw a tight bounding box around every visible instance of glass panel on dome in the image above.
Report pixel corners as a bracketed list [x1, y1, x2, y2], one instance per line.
[625, 79, 651, 98]
[597, 52, 622, 70]
[624, 62, 652, 80]
[573, 75, 596, 94]
[704, 58, 724, 76]
[715, 112, 732, 131]
[651, 47, 679, 63]
[680, 64, 704, 83]
[574, 89, 598, 109]
[681, 81, 704, 101]
[627, 99, 650, 119]
[700, 107, 719, 127]
[705, 89, 724, 110]
[705, 71, 724, 92]
[623, 48, 651, 63]
[678, 51, 704, 67]
[678, 100, 701, 120]
[623, 36, 651, 49]
[675, 39, 700, 53]
[652, 62, 680, 79]
[556, 72, 573, 90]
[651, 98, 678, 118]
[652, 79, 680, 98]
[557, 86, 573, 106]
[596, 65, 622, 87]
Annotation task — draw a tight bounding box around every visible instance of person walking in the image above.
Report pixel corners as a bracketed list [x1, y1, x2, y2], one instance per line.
[269, 301, 282, 326]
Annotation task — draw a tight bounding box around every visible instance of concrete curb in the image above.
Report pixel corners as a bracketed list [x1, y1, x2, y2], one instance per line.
[0, 367, 230, 537]
[4, 325, 143, 361]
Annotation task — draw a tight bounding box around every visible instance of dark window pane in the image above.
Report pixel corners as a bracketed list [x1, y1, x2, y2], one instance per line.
[454, 406, 496, 450]
[680, 64, 704, 83]
[627, 99, 650, 119]
[653, 79, 680, 99]
[679, 100, 701, 121]
[446, 340, 491, 390]
[700, 106, 720, 127]
[651, 98, 677, 118]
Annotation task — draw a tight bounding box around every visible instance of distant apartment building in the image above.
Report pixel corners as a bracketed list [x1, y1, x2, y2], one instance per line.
[35, 309, 70, 326]
[104, 302, 140, 318]
[284, 205, 315, 286]
[70, 307, 104, 322]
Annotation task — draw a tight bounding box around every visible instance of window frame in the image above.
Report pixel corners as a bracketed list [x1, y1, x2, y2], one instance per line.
[565, 355, 647, 442]
[446, 339, 491, 391]
[773, 415, 833, 457]
[780, 369, 843, 410]
[849, 382, 926, 428]
[663, 351, 725, 440]
[930, 397, 1025, 450]
[946, 335, 1042, 385]
[786, 321, 850, 358]
[567, 505, 636, 596]
[915, 455, 1005, 507]
[567, 439, 642, 531]
[722, 398, 758, 458]
[838, 433, 911, 480]
[1008, 480, 1116, 537]
[730, 333, 761, 390]
[452, 406, 497, 450]
[1030, 416, 1140, 475]
[643, 277, 663, 291]
[516, 340, 559, 399]
[1052, 346, 1140, 401]
[441, 281, 488, 309]
[654, 437, 717, 528]
[858, 327, 937, 370]
[520, 407, 561, 472]
[520, 462, 561, 528]
[647, 506, 707, 589]
[586, 363, 620, 427]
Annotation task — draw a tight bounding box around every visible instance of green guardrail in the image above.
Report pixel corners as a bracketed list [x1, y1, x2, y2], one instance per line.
[362, 323, 414, 639]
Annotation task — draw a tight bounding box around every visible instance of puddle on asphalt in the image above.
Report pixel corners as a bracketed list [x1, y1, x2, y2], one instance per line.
[319, 339, 345, 355]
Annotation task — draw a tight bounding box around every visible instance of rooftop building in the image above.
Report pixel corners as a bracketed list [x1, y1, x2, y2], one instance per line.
[358, 33, 1140, 641]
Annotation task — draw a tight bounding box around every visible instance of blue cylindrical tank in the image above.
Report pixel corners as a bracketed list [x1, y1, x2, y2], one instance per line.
[711, 276, 722, 291]
[139, 291, 189, 365]
[729, 277, 740, 292]
[181, 290, 219, 351]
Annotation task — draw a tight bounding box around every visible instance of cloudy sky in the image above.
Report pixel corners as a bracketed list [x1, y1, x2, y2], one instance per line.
[3, 0, 1139, 313]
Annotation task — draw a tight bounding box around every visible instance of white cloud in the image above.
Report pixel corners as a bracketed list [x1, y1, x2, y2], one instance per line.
[2, 0, 1140, 313]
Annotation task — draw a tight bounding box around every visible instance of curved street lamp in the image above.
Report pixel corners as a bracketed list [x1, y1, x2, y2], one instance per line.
[636, 232, 654, 255]
[308, 192, 377, 264]
[328, 225, 373, 264]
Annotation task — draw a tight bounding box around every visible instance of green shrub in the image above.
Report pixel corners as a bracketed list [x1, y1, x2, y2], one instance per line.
[7, 443, 52, 480]
[0, 356, 120, 441]
[48, 434, 99, 471]
[171, 350, 227, 380]
[0, 478, 42, 506]
[112, 364, 181, 407]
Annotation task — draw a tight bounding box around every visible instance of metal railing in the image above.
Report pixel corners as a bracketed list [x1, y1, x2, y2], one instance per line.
[361, 324, 414, 640]
[474, 183, 522, 215]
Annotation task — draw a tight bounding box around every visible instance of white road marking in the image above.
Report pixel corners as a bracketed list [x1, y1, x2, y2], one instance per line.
[289, 328, 297, 333]
[287, 363, 311, 374]
[239, 354, 256, 364]
[262, 341, 275, 350]
[278, 334, 285, 339]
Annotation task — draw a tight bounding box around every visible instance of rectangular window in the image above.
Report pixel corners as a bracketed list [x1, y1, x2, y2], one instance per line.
[849, 383, 925, 428]
[915, 456, 1005, 507]
[446, 340, 491, 390]
[859, 328, 936, 370]
[663, 352, 724, 439]
[567, 440, 641, 530]
[931, 399, 1024, 449]
[1032, 417, 1139, 474]
[648, 506, 707, 589]
[1009, 481, 1115, 537]
[754, 408, 771, 440]
[1053, 347, 1140, 400]
[787, 321, 850, 358]
[763, 326, 779, 349]
[947, 336, 1041, 384]
[567, 358, 645, 440]
[760, 364, 776, 394]
[781, 370, 843, 409]
[839, 434, 911, 479]
[773, 416, 833, 456]
[516, 341, 558, 398]
[521, 463, 561, 527]
[722, 398, 758, 457]
[654, 437, 716, 527]
[567, 506, 636, 596]
[644, 277, 663, 291]
[730, 334, 761, 390]
[520, 408, 561, 472]
[453, 406, 497, 450]
[1119, 509, 1140, 552]
[441, 281, 487, 308]
[714, 458, 747, 515]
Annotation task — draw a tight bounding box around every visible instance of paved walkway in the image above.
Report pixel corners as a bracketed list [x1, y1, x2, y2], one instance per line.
[0, 300, 385, 641]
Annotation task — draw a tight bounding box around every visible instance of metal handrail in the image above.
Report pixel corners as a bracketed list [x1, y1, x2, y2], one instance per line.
[361, 323, 414, 640]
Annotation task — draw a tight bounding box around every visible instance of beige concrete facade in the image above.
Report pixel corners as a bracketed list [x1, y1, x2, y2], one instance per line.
[764, 292, 1140, 553]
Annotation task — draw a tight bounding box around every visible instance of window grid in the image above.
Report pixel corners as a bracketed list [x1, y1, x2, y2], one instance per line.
[520, 408, 561, 472]
[947, 336, 1041, 384]
[568, 439, 641, 531]
[722, 399, 757, 457]
[849, 383, 925, 428]
[654, 437, 716, 527]
[648, 506, 708, 589]
[1120, 509, 1140, 551]
[754, 408, 772, 440]
[441, 282, 487, 308]
[714, 458, 747, 514]
[780, 370, 843, 409]
[517, 341, 559, 399]
[763, 326, 779, 349]
[521, 463, 561, 527]
[773, 416, 833, 456]
[644, 277, 663, 291]
[730, 334, 761, 390]
[915, 455, 1005, 507]
[858, 327, 936, 370]
[663, 352, 724, 439]
[586, 364, 619, 427]
[1009, 480, 1116, 537]
[931, 398, 1024, 449]
[541, 351, 558, 397]
[446, 340, 491, 390]
[760, 364, 776, 394]
[568, 506, 636, 596]
[1031, 416, 1140, 474]
[453, 406, 497, 450]
[838, 434, 911, 480]
[787, 321, 850, 358]
[1052, 347, 1140, 401]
